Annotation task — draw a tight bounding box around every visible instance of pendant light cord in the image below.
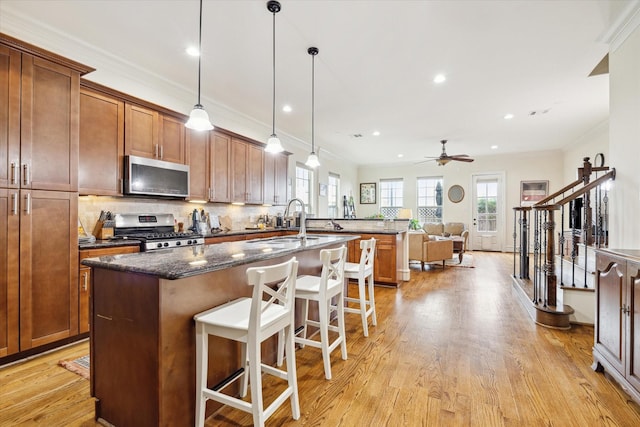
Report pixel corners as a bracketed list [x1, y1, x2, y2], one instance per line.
[197, 0, 203, 106]
[271, 8, 276, 135]
[311, 52, 315, 153]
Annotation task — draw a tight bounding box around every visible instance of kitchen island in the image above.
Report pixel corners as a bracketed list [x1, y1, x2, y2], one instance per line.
[81, 234, 356, 427]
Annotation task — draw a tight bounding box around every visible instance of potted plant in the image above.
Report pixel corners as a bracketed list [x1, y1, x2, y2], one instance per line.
[409, 218, 421, 230]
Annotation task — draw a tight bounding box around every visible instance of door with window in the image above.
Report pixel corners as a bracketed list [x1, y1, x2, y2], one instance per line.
[471, 173, 504, 251]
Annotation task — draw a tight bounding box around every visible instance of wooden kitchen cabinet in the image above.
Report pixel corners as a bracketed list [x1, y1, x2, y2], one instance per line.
[78, 245, 139, 333]
[1, 34, 92, 362]
[210, 131, 231, 203]
[125, 103, 185, 164]
[0, 189, 19, 357]
[1, 43, 84, 192]
[19, 190, 79, 350]
[231, 137, 264, 204]
[79, 85, 125, 195]
[186, 128, 210, 201]
[593, 249, 640, 405]
[263, 151, 288, 206]
[348, 233, 400, 285]
[0, 45, 20, 190]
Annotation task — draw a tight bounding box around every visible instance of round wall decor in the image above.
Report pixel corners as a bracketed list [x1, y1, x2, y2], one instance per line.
[448, 185, 465, 203]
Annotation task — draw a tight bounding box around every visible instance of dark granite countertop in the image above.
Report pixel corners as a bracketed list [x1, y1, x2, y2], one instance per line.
[81, 234, 358, 280]
[305, 228, 406, 235]
[79, 239, 143, 250]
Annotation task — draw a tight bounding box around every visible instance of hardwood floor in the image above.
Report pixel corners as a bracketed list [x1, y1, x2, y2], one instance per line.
[2, 251, 640, 426]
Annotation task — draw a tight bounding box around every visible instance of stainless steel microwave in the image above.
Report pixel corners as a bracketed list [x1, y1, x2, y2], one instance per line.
[124, 155, 189, 198]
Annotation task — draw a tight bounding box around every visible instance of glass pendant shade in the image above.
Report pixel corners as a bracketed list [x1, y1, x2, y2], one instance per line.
[305, 152, 320, 168]
[265, 134, 284, 153]
[185, 104, 214, 131]
[185, 0, 213, 132]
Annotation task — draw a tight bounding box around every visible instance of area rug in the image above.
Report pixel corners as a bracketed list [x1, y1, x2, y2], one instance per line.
[432, 253, 475, 268]
[59, 355, 90, 380]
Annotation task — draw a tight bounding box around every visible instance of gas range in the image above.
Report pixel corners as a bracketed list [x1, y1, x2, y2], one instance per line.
[113, 213, 204, 251]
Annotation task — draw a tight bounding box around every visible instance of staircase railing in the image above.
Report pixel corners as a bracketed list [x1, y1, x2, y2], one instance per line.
[513, 157, 615, 308]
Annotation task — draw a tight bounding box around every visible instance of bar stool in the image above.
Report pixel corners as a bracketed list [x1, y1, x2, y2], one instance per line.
[193, 257, 300, 427]
[292, 245, 348, 380]
[343, 238, 377, 337]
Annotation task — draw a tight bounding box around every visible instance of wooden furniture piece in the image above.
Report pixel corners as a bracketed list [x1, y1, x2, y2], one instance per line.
[347, 233, 401, 285]
[343, 238, 377, 337]
[124, 103, 185, 164]
[593, 248, 640, 406]
[408, 232, 454, 270]
[263, 151, 288, 206]
[87, 236, 354, 426]
[1, 34, 92, 362]
[231, 137, 264, 204]
[291, 246, 348, 380]
[78, 245, 139, 334]
[194, 257, 300, 427]
[79, 85, 125, 196]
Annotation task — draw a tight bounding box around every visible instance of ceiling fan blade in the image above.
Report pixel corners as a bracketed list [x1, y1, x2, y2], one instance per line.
[450, 157, 475, 162]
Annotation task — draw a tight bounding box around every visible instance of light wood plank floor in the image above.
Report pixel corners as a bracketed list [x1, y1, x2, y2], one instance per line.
[2, 251, 640, 426]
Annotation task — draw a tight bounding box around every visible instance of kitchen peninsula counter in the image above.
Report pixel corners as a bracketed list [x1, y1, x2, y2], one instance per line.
[83, 234, 357, 427]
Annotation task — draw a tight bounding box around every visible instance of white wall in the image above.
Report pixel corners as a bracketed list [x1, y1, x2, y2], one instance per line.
[358, 150, 564, 251]
[609, 19, 640, 249]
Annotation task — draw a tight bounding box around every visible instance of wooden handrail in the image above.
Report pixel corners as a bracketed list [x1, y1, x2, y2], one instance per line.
[534, 178, 583, 207]
[554, 169, 616, 206]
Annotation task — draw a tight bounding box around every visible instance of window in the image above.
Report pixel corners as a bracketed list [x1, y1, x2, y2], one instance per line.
[328, 173, 340, 218]
[476, 179, 498, 231]
[379, 179, 403, 218]
[295, 164, 314, 214]
[417, 177, 443, 224]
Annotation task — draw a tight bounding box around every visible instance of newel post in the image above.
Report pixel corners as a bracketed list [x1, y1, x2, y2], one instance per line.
[535, 204, 560, 306]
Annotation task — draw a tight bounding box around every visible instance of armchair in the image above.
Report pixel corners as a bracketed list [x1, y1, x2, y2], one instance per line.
[408, 231, 454, 270]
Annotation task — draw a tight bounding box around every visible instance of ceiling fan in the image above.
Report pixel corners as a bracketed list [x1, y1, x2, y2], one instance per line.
[420, 140, 475, 166]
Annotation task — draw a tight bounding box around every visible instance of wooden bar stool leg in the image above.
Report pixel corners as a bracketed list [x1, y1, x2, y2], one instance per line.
[285, 323, 301, 419]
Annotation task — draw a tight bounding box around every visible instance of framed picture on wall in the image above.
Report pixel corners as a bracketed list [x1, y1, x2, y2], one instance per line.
[521, 180, 549, 206]
[319, 183, 328, 197]
[360, 182, 376, 204]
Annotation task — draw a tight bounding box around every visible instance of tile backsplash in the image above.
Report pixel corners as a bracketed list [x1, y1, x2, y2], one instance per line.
[79, 196, 284, 235]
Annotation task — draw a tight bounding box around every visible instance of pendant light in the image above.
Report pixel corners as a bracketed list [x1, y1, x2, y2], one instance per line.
[185, 0, 214, 131]
[305, 47, 320, 168]
[265, 1, 284, 153]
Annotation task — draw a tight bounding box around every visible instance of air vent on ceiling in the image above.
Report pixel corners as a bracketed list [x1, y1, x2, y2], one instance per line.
[529, 109, 550, 116]
[351, 134, 363, 138]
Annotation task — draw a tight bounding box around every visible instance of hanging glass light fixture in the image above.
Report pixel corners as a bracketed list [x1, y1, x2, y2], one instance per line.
[305, 46, 320, 168]
[185, 0, 214, 131]
[265, 1, 284, 153]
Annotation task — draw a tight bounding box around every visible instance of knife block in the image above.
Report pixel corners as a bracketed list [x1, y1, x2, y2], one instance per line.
[93, 220, 115, 240]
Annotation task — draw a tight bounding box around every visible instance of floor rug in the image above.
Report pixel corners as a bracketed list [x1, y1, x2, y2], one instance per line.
[445, 253, 475, 268]
[59, 355, 90, 380]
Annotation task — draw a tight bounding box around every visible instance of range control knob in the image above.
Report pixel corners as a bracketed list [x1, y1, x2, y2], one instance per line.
[176, 241, 181, 246]
[156, 243, 163, 248]
[187, 240, 193, 245]
[163, 242, 169, 247]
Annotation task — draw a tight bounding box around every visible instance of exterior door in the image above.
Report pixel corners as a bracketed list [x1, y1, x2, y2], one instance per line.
[471, 173, 504, 251]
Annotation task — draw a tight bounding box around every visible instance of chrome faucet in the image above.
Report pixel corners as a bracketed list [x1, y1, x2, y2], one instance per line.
[284, 198, 307, 239]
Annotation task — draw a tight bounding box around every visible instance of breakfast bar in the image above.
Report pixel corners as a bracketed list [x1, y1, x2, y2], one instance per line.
[82, 234, 357, 427]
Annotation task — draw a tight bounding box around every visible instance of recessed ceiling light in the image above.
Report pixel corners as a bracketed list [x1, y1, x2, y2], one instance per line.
[491, 145, 498, 150]
[397, 154, 404, 158]
[372, 131, 380, 136]
[186, 46, 199, 56]
[504, 113, 514, 120]
[433, 74, 446, 84]
[282, 105, 292, 113]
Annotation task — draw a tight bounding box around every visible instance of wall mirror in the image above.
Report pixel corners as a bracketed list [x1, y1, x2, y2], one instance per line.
[448, 185, 465, 203]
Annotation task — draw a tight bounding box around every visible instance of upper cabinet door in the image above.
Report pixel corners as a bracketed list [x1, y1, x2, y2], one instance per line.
[210, 131, 231, 203]
[0, 45, 21, 189]
[20, 55, 80, 192]
[186, 128, 210, 201]
[79, 88, 125, 196]
[124, 103, 159, 159]
[159, 114, 186, 164]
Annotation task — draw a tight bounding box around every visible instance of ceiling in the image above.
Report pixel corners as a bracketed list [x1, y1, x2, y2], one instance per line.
[1, 0, 633, 166]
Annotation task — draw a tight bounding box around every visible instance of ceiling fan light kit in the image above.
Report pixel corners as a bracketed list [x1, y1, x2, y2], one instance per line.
[419, 139, 475, 166]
